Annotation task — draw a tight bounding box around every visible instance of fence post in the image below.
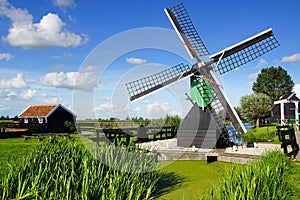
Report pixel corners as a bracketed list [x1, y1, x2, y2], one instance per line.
[96, 129, 99, 148]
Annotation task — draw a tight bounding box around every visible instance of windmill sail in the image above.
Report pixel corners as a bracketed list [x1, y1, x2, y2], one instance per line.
[164, 3, 209, 59]
[210, 28, 280, 75]
[125, 63, 192, 101]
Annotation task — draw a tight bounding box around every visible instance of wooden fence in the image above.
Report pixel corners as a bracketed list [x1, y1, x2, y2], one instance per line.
[77, 123, 176, 145]
[0, 122, 47, 133]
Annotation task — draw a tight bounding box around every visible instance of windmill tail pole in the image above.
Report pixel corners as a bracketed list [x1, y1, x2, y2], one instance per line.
[185, 93, 196, 105]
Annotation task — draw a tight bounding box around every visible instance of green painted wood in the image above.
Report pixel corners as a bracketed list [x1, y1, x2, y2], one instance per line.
[190, 76, 214, 108]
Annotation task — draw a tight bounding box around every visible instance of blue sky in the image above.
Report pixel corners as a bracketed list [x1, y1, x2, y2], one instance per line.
[0, 0, 300, 119]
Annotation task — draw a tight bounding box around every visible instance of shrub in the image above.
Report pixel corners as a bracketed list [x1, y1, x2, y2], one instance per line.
[64, 120, 76, 133]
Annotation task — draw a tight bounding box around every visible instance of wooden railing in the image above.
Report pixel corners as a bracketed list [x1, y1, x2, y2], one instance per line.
[78, 125, 176, 145]
[0, 122, 47, 133]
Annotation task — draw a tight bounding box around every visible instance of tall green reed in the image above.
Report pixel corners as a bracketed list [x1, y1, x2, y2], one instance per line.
[202, 150, 294, 200]
[0, 138, 161, 200]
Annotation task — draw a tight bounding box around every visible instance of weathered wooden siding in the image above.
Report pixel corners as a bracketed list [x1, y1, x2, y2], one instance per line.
[177, 104, 219, 148]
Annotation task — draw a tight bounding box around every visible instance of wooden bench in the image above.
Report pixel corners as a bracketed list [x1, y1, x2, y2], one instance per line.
[54, 133, 70, 139]
[32, 134, 43, 141]
[31, 133, 70, 140]
[21, 135, 33, 140]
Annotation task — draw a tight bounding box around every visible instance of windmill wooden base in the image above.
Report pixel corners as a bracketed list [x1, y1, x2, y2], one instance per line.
[177, 104, 223, 149]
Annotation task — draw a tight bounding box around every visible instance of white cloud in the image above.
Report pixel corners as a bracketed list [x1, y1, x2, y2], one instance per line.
[51, 64, 65, 71]
[0, 88, 35, 100]
[255, 59, 267, 69]
[0, 53, 13, 61]
[247, 81, 254, 87]
[146, 102, 171, 118]
[0, 0, 87, 49]
[39, 68, 98, 91]
[294, 84, 300, 99]
[95, 103, 112, 111]
[126, 57, 147, 65]
[94, 103, 113, 118]
[248, 72, 259, 80]
[67, 15, 76, 23]
[281, 53, 300, 63]
[0, 73, 28, 89]
[0, 89, 16, 100]
[170, 110, 180, 116]
[134, 105, 142, 112]
[81, 65, 96, 72]
[51, 52, 74, 59]
[43, 97, 59, 104]
[52, 0, 76, 8]
[19, 89, 36, 100]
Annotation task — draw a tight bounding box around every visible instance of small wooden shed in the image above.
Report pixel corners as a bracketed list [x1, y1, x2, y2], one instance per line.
[18, 104, 76, 132]
[272, 93, 300, 127]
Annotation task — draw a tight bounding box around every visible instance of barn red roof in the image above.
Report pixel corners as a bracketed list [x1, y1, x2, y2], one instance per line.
[19, 104, 58, 117]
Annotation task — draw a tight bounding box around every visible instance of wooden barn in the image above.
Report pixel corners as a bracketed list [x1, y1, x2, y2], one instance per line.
[271, 93, 300, 126]
[18, 104, 76, 132]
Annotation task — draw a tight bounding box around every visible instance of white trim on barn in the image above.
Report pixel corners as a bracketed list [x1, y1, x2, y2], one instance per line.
[274, 93, 299, 130]
[46, 104, 77, 118]
[18, 104, 32, 118]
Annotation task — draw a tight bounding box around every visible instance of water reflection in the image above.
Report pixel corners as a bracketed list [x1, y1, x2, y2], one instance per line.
[226, 123, 253, 145]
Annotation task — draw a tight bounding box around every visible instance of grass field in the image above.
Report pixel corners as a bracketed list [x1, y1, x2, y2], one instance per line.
[241, 123, 300, 143]
[0, 136, 230, 199]
[0, 137, 40, 177]
[1, 135, 300, 199]
[242, 124, 279, 142]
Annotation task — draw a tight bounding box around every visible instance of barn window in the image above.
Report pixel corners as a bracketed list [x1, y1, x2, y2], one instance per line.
[24, 118, 28, 123]
[38, 117, 43, 124]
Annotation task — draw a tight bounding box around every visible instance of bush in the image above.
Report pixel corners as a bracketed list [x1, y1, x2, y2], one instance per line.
[202, 151, 294, 199]
[64, 120, 76, 133]
[0, 138, 161, 199]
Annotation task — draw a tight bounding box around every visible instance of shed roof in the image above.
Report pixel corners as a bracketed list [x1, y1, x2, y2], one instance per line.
[279, 92, 299, 101]
[18, 104, 58, 117]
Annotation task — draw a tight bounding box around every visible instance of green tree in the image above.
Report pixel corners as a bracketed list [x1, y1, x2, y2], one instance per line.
[252, 66, 294, 102]
[240, 93, 272, 128]
[164, 114, 181, 131]
[234, 106, 246, 122]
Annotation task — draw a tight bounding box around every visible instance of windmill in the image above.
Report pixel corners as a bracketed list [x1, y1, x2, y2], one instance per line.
[125, 3, 280, 148]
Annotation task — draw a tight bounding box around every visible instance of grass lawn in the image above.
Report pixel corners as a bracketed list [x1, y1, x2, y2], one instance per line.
[242, 124, 278, 142]
[156, 161, 232, 199]
[241, 123, 299, 143]
[0, 137, 40, 177]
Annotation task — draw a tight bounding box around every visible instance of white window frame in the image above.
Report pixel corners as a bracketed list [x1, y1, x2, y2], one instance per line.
[38, 117, 43, 124]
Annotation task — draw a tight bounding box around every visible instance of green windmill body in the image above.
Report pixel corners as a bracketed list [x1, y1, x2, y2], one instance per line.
[190, 76, 215, 109]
